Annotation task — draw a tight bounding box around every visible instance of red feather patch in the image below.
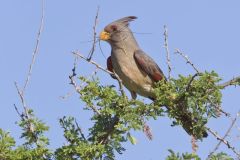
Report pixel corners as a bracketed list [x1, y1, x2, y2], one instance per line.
[152, 72, 163, 81]
[107, 56, 113, 72]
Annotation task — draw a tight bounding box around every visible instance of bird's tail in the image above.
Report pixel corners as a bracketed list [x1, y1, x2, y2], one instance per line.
[168, 102, 208, 139]
[150, 96, 208, 139]
[176, 110, 208, 138]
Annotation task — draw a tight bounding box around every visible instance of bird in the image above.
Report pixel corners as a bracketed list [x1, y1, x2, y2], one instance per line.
[99, 16, 207, 138]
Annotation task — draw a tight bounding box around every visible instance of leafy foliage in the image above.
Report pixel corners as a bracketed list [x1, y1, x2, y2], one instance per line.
[208, 152, 234, 160]
[1, 71, 237, 159]
[0, 128, 16, 160]
[166, 150, 200, 160]
[0, 110, 52, 160]
[154, 71, 222, 139]
[166, 150, 233, 160]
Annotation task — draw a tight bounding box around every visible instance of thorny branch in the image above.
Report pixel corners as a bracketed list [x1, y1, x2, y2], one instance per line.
[72, 49, 127, 144]
[14, 0, 45, 135]
[208, 113, 238, 158]
[23, 0, 45, 93]
[74, 119, 87, 141]
[184, 72, 229, 117]
[14, 82, 30, 120]
[207, 127, 240, 158]
[68, 57, 100, 115]
[175, 49, 200, 73]
[69, 56, 81, 93]
[14, 104, 24, 120]
[87, 6, 100, 61]
[218, 76, 240, 88]
[185, 72, 201, 92]
[207, 96, 230, 117]
[69, 78, 100, 115]
[175, 49, 240, 89]
[71, 20, 240, 156]
[72, 51, 126, 97]
[163, 25, 172, 80]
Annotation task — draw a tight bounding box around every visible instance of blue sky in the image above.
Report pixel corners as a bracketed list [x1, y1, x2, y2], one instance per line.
[1, 0, 240, 159]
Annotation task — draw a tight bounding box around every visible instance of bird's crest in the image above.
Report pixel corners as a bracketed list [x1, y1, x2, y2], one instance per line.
[111, 16, 137, 26]
[114, 16, 137, 27]
[103, 16, 137, 34]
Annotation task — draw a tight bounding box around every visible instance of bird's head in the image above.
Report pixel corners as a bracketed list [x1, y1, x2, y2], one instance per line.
[100, 16, 137, 44]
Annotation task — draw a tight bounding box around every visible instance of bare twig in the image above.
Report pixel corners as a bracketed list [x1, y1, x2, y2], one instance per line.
[72, 51, 125, 97]
[87, 6, 100, 61]
[186, 73, 201, 92]
[208, 113, 238, 158]
[73, 52, 112, 74]
[69, 76, 100, 115]
[175, 49, 200, 73]
[207, 97, 230, 117]
[14, 104, 24, 119]
[74, 119, 87, 141]
[220, 109, 231, 117]
[14, 82, 30, 120]
[68, 57, 101, 115]
[69, 74, 81, 93]
[14, 0, 45, 135]
[218, 76, 240, 88]
[207, 127, 240, 158]
[163, 25, 172, 80]
[15, 81, 34, 133]
[23, 0, 45, 93]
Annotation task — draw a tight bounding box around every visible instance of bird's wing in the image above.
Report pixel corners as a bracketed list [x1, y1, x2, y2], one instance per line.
[134, 49, 165, 82]
[107, 56, 117, 79]
[107, 56, 114, 72]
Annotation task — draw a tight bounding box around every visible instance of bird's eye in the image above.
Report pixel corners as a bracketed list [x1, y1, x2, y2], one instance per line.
[110, 25, 118, 32]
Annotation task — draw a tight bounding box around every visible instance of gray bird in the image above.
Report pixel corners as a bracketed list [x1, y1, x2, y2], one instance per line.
[100, 16, 207, 138]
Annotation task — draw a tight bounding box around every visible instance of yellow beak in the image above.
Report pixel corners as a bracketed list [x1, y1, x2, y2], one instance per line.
[100, 31, 110, 41]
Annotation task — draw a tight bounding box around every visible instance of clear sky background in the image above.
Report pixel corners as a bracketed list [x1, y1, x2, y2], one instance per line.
[1, 0, 240, 159]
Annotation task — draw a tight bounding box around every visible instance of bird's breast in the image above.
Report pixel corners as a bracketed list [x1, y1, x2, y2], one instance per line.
[111, 48, 155, 98]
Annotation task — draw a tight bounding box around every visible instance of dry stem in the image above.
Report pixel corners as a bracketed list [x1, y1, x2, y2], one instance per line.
[163, 25, 172, 80]
[175, 49, 200, 73]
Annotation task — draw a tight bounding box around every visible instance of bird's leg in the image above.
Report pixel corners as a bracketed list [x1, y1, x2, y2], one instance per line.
[130, 91, 137, 99]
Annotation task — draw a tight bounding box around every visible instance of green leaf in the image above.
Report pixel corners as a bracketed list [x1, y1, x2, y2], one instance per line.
[127, 132, 137, 145]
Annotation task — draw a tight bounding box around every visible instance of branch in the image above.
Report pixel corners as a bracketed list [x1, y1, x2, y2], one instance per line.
[14, 0, 45, 135]
[68, 58, 100, 115]
[207, 127, 240, 158]
[72, 51, 125, 97]
[175, 49, 200, 73]
[14, 82, 30, 119]
[14, 82, 34, 133]
[208, 114, 238, 158]
[14, 104, 24, 119]
[218, 76, 240, 88]
[22, 0, 45, 93]
[69, 54, 123, 144]
[87, 6, 100, 61]
[184, 73, 229, 117]
[186, 73, 201, 92]
[163, 25, 172, 80]
[74, 119, 87, 141]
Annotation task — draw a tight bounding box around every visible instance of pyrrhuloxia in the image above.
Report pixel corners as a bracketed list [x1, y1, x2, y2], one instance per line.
[100, 16, 207, 138]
